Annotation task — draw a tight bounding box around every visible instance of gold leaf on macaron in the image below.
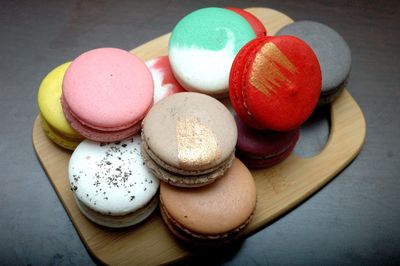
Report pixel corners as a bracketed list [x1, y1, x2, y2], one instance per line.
[250, 42, 297, 95]
[176, 117, 220, 168]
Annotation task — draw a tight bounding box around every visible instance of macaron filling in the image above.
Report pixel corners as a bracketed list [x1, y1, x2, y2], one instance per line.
[62, 95, 145, 142]
[74, 193, 158, 228]
[141, 139, 235, 187]
[141, 134, 234, 176]
[40, 116, 82, 150]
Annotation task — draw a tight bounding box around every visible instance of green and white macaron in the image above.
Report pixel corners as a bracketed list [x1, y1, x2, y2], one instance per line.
[168, 7, 256, 98]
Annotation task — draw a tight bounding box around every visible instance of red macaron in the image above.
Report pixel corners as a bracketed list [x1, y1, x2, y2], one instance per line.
[225, 7, 267, 37]
[229, 36, 321, 131]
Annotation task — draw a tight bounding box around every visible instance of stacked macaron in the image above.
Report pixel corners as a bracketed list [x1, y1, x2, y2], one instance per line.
[62, 48, 162, 227]
[227, 19, 351, 167]
[227, 35, 321, 168]
[135, 7, 266, 244]
[142, 92, 257, 244]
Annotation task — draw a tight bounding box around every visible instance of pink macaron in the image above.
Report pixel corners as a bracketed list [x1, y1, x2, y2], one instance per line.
[145, 56, 186, 103]
[62, 48, 154, 142]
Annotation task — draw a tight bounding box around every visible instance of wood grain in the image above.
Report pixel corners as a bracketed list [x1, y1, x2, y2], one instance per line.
[32, 7, 366, 265]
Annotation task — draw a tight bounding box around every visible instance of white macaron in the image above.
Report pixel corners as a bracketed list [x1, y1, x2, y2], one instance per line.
[69, 135, 159, 228]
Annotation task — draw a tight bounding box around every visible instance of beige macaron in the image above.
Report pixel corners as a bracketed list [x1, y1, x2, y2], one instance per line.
[141, 92, 237, 187]
[159, 158, 257, 245]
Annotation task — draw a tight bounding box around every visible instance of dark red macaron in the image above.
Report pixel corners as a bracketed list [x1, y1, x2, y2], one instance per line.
[234, 115, 300, 169]
[225, 7, 267, 37]
[229, 36, 321, 131]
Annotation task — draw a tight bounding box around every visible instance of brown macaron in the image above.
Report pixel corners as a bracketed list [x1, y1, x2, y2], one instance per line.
[141, 92, 237, 187]
[159, 158, 256, 245]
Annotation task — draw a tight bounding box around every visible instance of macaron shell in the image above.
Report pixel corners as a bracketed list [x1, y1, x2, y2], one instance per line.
[160, 158, 256, 235]
[243, 36, 321, 131]
[37, 62, 82, 139]
[235, 115, 300, 157]
[69, 135, 159, 216]
[62, 48, 153, 130]
[168, 7, 256, 97]
[142, 92, 237, 172]
[229, 37, 268, 129]
[225, 7, 266, 37]
[145, 56, 186, 103]
[237, 136, 298, 169]
[276, 21, 351, 93]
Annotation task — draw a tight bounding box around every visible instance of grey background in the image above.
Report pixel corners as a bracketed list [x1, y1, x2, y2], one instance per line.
[0, 0, 399, 265]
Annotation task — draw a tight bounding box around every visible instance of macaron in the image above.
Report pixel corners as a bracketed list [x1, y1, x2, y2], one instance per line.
[168, 7, 256, 98]
[145, 56, 186, 103]
[69, 135, 159, 228]
[225, 7, 266, 37]
[37, 62, 84, 150]
[234, 115, 300, 169]
[276, 21, 351, 105]
[229, 36, 322, 131]
[62, 47, 154, 142]
[141, 92, 237, 188]
[160, 158, 256, 245]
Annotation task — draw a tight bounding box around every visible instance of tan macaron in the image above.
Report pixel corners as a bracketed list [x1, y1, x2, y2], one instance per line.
[141, 92, 237, 187]
[159, 158, 257, 244]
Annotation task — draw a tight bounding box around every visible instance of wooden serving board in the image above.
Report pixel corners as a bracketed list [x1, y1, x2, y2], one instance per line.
[32, 8, 366, 265]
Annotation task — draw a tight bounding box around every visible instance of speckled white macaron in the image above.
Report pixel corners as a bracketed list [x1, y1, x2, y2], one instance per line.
[69, 135, 159, 228]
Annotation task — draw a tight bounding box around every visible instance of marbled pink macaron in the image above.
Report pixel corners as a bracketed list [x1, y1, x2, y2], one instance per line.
[62, 48, 154, 142]
[145, 56, 186, 103]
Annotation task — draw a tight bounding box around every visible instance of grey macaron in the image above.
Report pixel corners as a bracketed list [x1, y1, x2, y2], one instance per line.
[276, 21, 351, 105]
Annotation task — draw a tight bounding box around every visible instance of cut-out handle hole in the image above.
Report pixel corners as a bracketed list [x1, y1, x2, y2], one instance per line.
[294, 105, 330, 158]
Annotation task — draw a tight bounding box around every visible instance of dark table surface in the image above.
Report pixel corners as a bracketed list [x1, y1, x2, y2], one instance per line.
[1, 0, 399, 265]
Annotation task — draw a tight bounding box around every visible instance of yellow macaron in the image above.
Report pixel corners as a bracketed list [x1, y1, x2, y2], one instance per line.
[37, 62, 84, 150]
